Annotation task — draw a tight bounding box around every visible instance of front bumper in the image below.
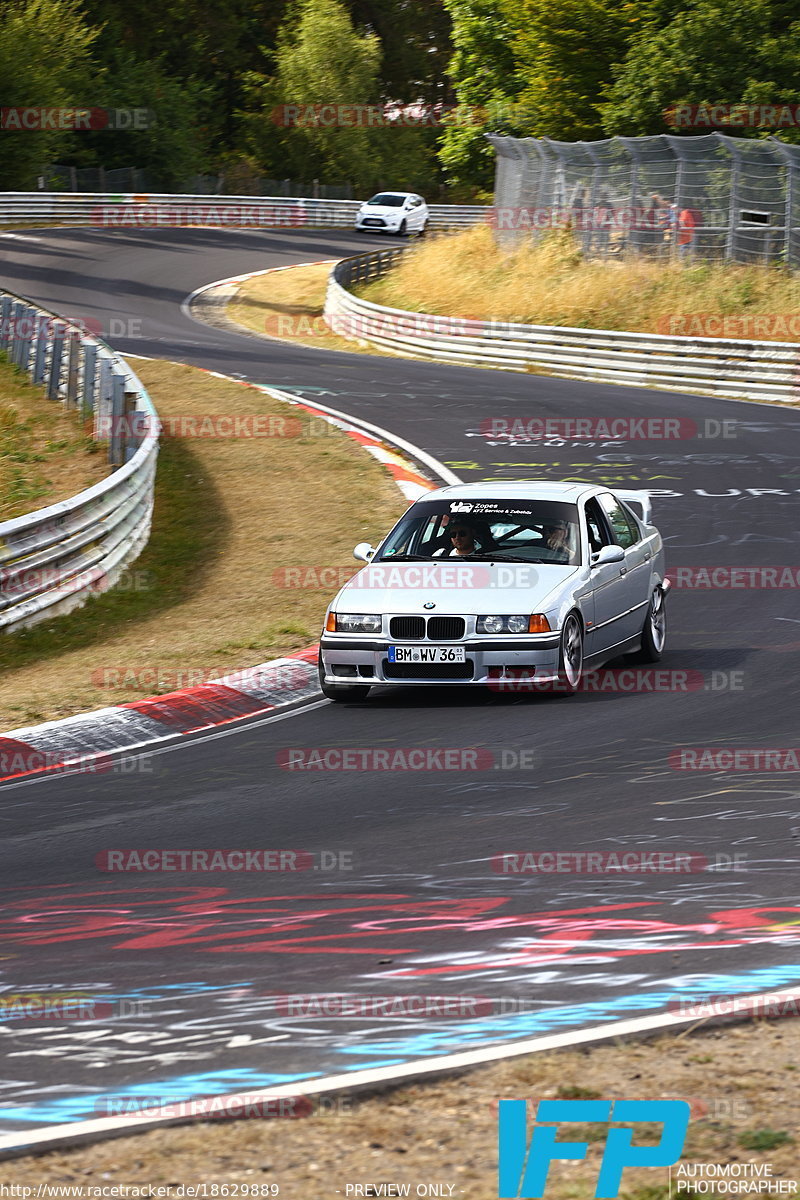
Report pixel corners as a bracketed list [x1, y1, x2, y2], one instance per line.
[319, 634, 561, 686]
[355, 217, 400, 231]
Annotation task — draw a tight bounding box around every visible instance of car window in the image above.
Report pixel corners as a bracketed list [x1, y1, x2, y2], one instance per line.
[367, 194, 406, 207]
[598, 493, 640, 548]
[584, 498, 612, 553]
[377, 499, 580, 563]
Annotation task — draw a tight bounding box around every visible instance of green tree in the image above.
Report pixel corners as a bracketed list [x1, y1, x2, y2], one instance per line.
[600, 0, 800, 137]
[437, 0, 523, 190]
[274, 0, 382, 185]
[346, 0, 453, 103]
[0, 0, 98, 188]
[504, 0, 651, 140]
[90, 53, 211, 189]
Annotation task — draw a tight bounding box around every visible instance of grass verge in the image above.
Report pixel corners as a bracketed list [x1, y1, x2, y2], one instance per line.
[226, 262, 376, 354]
[0, 351, 108, 522]
[0, 358, 407, 728]
[357, 224, 800, 340]
[7, 1017, 798, 1197]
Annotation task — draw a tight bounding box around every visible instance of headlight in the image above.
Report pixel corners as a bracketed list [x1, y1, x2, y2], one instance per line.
[507, 614, 529, 633]
[477, 615, 551, 634]
[332, 613, 382, 634]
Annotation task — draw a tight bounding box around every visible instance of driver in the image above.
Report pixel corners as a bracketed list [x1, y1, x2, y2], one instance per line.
[434, 521, 480, 557]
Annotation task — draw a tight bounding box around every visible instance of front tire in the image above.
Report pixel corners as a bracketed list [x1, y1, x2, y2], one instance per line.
[398, 219, 407, 237]
[557, 613, 584, 693]
[637, 587, 667, 662]
[318, 658, 371, 702]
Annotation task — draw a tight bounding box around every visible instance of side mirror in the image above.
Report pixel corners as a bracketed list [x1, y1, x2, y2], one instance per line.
[592, 544, 625, 567]
[354, 542, 375, 562]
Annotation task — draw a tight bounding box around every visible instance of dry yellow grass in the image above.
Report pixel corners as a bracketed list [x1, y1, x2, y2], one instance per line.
[7, 1018, 798, 1199]
[228, 263, 375, 355]
[0, 353, 108, 522]
[0, 359, 407, 728]
[359, 224, 800, 339]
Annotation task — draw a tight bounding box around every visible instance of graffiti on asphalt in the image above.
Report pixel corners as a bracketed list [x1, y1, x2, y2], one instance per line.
[1, 888, 799, 966]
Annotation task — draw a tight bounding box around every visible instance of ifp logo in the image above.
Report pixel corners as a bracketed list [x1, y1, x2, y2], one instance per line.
[498, 1099, 690, 1198]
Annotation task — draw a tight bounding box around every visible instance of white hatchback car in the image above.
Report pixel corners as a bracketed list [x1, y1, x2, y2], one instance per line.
[354, 191, 428, 236]
[319, 481, 671, 700]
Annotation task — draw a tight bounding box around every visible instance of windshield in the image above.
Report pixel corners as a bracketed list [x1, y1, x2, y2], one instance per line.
[375, 498, 581, 565]
[366, 194, 406, 207]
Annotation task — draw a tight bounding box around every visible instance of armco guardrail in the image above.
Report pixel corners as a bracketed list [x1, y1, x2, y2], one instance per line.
[0, 291, 158, 632]
[326, 249, 800, 403]
[0, 193, 487, 231]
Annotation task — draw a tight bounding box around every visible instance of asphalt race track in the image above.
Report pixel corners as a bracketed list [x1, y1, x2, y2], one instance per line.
[1, 227, 799, 1139]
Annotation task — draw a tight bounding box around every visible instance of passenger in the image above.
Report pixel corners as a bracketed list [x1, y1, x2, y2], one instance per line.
[538, 520, 572, 560]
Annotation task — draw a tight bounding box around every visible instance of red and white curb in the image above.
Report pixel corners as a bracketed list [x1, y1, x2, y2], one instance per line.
[0, 366, 457, 783]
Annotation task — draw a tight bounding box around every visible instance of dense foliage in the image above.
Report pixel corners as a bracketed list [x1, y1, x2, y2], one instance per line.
[0, 0, 797, 193]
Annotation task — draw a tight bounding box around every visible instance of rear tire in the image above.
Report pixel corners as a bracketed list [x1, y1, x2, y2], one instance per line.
[557, 613, 584, 693]
[318, 658, 371, 702]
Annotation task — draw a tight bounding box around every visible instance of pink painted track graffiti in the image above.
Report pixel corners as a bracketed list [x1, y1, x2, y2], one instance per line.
[1, 887, 798, 972]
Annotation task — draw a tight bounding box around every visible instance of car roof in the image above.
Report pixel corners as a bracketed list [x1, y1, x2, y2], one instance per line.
[422, 480, 603, 503]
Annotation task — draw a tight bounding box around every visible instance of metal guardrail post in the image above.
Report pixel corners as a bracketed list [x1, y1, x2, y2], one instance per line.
[0, 296, 11, 352]
[109, 372, 126, 466]
[65, 332, 80, 409]
[32, 314, 49, 383]
[47, 322, 66, 400]
[123, 389, 139, 462]
[13, 305, 35, 371]
[9, 301, 23, 363]
[82, 342, 97, 422]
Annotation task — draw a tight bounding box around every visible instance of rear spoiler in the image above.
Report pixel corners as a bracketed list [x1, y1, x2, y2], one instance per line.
[614, 490, 652, 526]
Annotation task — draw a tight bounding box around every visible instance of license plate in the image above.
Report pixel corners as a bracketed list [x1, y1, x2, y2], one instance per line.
[363, 219, 383, 226]
[388, 645, 466, 664]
